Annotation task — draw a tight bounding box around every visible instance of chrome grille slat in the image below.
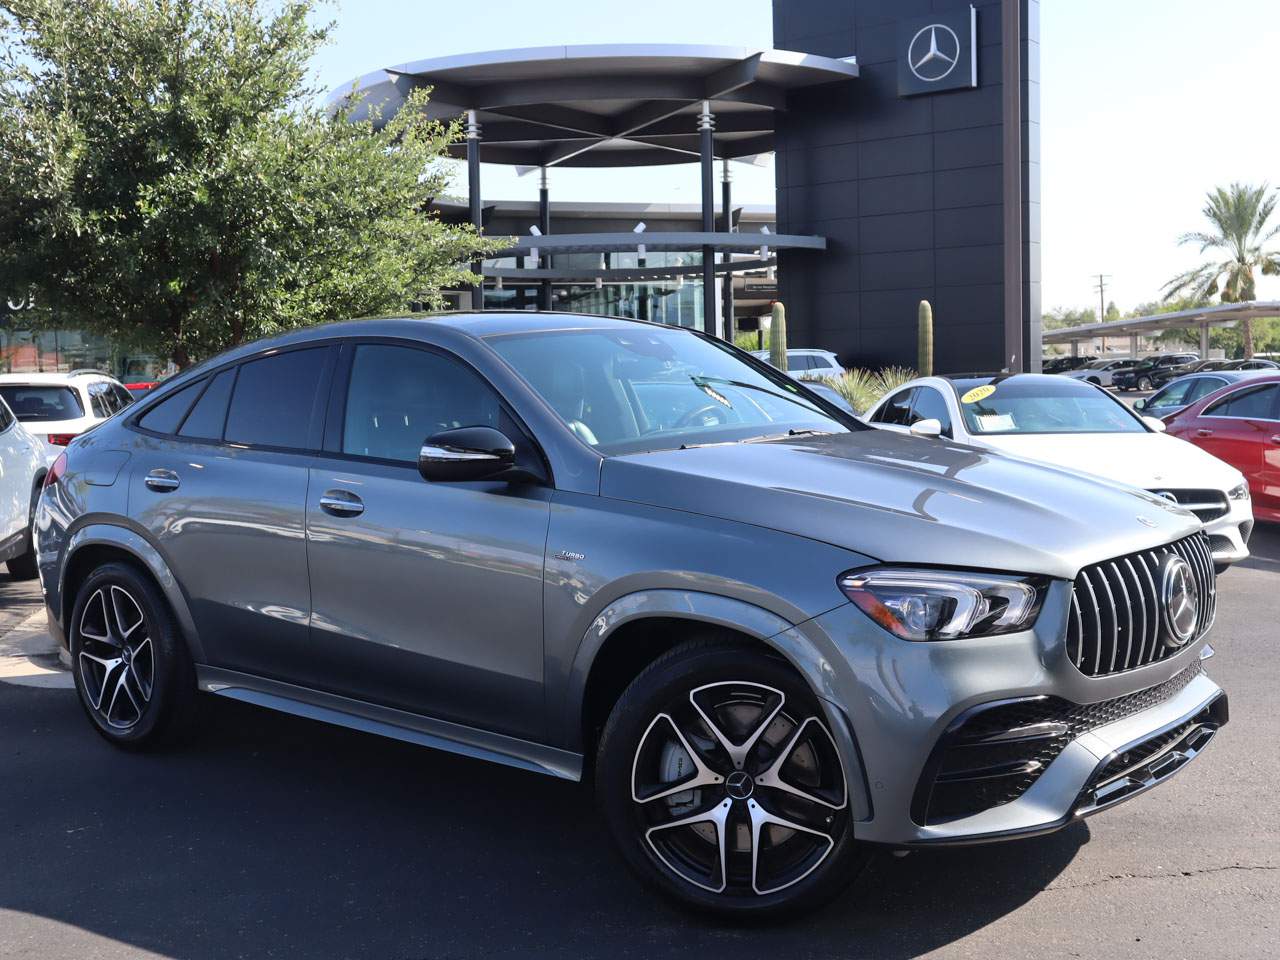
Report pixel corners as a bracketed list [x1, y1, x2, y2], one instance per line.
[1065, 533, 1215, 678]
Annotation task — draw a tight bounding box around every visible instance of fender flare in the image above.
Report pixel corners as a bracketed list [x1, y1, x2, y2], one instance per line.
[564, 588, 871, 817]
[61, 523, 205, 662]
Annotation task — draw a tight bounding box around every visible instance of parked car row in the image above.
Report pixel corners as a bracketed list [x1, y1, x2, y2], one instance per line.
[0, 369, 135, 577]
[34, 313, 1231, 918]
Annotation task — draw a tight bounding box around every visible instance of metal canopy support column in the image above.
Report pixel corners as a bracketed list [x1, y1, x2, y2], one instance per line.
[538, 166, 552, 311]
[1071, 341, 1079, 358]
[1129, 333, 1138, 358]
[466, 110, 484, 311]
[720, 159, 734, 343]
[698, 101, 717, 337]
[1200, 322, 1209, 357]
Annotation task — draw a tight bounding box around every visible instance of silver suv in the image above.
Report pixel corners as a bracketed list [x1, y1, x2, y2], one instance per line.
[35, 314, 1227, 918]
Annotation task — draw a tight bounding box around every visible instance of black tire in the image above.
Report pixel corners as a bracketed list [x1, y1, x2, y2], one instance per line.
[1138, 376, 1152, 391]
[595, 638, 866, 920]
[69, 561, 198, 749]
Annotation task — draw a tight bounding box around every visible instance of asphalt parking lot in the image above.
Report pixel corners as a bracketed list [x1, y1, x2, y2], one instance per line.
[1, 523, 1277, 959]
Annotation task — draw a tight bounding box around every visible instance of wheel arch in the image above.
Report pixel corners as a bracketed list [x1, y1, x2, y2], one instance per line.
[568, 589, 871, 816]
[60, 524, 204, 662]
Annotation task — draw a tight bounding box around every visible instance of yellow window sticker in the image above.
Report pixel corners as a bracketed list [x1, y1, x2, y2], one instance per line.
[960, 384, 996, 404]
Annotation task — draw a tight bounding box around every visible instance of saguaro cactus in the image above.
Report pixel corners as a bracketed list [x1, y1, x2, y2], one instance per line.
[917, 299, 934, 377]
[769, 301, 788, 372]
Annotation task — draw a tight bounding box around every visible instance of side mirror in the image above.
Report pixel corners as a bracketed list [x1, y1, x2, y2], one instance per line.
[909, 418, 943, 438]
[1133, 398, 1147, 411]
[419, 426, 516, 482]
[1142, 416, 1167, 433]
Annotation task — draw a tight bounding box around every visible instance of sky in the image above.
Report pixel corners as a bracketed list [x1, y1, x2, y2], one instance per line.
[311, 0, 1280, 317]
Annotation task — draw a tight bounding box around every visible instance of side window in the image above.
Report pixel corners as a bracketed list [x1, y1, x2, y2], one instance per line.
[137, 380, 205, 435]
[1205, 384, 1280, 420]
[112, 384, 134, 409]
[0, 398, 13, 431]
[341, 344, 501, 463]
[224, 348, 328, 449]
[873, 389, 916, 427]
[789, 354, 815, 371]
[1187, 377, 1227, 402]
[178, 368, 236, 440]
[910, 387, 952, 436]
[1152, 379, 1194, 407]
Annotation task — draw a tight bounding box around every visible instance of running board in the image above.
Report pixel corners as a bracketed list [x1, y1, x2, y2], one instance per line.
[196, 665, 583, 782]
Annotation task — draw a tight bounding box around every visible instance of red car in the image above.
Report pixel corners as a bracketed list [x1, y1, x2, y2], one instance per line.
[1166, 373, 1280, 523]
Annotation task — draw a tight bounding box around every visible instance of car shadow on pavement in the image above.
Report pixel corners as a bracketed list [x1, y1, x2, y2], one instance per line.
[0, 684, 1087, 959]
[1234, 521, 1280, 572]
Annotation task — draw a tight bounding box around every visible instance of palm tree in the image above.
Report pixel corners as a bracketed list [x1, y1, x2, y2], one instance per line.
[1162, 182, 1280, 357]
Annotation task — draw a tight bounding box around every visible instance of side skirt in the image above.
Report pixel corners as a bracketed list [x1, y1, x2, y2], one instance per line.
[196, 665, 583, 782]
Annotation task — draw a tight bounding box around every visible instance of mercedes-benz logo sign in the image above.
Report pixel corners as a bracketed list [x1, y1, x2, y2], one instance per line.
[1159, 555, 1200, 647]
[725, 770, 755, 800]
[908, 24, 961, 82]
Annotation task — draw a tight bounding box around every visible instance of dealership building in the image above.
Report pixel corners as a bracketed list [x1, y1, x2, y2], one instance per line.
[3, 0, 1042, 375]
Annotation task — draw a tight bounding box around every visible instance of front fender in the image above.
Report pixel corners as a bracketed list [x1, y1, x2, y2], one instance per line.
[55, 523, 204, 661]
[560, 588, 871, 816]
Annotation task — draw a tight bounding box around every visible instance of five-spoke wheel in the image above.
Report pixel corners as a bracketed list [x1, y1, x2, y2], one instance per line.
[69, 562, 197, 747]
[598, 640, 864, 918]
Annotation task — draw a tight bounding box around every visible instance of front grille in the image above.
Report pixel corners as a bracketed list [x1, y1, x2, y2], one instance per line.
[1067, 532, 1216, 677]
[1147, 488, 1229, 523]
[913, 661, 1204, 825]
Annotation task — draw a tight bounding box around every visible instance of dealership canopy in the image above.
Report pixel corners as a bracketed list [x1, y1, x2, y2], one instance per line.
[1043, 301, 1280, 354]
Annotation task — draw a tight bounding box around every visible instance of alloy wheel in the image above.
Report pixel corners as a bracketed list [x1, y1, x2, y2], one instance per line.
[77, 585, 155, 730]
[629, 681, 848, 897]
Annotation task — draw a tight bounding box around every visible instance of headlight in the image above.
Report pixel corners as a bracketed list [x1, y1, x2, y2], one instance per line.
[838, 567, 1046, 641]
[1228, 483, 1250, 501]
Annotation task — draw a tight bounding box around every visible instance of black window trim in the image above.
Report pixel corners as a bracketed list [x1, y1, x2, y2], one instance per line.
[1201, 382, 1280, 422]
[316, 335, 554, 485]
[126, 340, 339, 454]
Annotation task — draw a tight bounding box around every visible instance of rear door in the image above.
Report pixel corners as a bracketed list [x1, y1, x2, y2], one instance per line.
[130, 345, 334, 677]
[303, 340, 552, 739]
[1194, 383, 1280, 510]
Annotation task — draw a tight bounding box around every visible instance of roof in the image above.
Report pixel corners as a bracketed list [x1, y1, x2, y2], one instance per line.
[328, 44, 859, 168]
[1043, 300, 1280, 344]
[0, 371, 118, 384]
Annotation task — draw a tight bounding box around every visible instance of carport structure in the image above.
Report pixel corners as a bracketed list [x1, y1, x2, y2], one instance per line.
[327, 45, 860, 335]
[1043, 301, 1280, 357]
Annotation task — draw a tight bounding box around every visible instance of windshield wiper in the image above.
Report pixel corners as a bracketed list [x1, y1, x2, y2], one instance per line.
[690, 375, 825, 414]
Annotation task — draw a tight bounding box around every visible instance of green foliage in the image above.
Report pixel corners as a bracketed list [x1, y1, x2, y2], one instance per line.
[0, 0, 492, 365]
[1163, 182, 1280, 357]
[734, 329, 762, 352]
[820, 366, 919, 415]
[769, 301, 787, 372]
[1042, 305, 1097, 330]
[916, 299, 933, 377]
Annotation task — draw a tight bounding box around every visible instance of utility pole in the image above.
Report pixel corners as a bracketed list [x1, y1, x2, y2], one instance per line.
[1092, 273, 1112, 324]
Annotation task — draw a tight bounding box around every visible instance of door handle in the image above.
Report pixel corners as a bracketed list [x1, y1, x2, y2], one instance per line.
[144, 469, 180, 492]
[319, 490, 364, 517]
[1195, 428, 1213, 438]
[1271, 435, 1280, 445]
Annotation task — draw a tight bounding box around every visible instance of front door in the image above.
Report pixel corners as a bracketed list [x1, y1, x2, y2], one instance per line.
[305, 342, 551, 740]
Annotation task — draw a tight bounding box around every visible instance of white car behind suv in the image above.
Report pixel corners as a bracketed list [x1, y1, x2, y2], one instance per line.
[865, 373, 1254, 569]
[0, 370, 135, 462]
[0, 393, 47, 579]
[750, 348, 845, 381]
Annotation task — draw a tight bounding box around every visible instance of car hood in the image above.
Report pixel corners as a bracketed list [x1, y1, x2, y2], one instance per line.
[601, 431, 1201, 580]
[975, 432, 1244, 492]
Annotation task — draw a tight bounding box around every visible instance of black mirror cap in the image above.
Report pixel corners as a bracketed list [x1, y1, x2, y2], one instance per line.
[419, 426, 516, 483]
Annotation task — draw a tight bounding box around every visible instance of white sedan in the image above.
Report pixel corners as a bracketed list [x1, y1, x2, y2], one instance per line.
[865, 373, 1254, 569]
[0, 393, 48, 579]
[1060, 357, 1137, 387]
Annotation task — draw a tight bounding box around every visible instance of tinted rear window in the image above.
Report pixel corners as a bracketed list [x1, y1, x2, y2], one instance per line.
[178, 368, 236, 439]
[137, 381, 204, 434]
[223, 348, 326, 449]
[0, 385, 85, 422]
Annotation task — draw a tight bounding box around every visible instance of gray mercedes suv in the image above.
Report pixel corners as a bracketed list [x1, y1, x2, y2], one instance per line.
[34, 313, 1227, 918]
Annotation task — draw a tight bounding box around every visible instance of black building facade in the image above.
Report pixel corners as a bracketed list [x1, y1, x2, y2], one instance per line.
[774, 0, 1041, 372]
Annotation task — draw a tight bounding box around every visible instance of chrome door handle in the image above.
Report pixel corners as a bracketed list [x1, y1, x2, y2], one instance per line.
[144, 469, 180, 492]
[1271, 435, 1280, 444]
[1195, 429, 1213, 437]
[319, 491, 364, 517]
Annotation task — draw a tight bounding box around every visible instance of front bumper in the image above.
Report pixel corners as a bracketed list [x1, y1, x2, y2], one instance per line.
[788, 579, 1225, 846]
[1202, 497, 1254, 566]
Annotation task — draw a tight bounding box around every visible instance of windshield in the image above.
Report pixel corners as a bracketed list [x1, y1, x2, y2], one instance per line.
[952, 377, 1146, 435]
[486, 326, 857, 454]
[0, 384, 85, 422]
